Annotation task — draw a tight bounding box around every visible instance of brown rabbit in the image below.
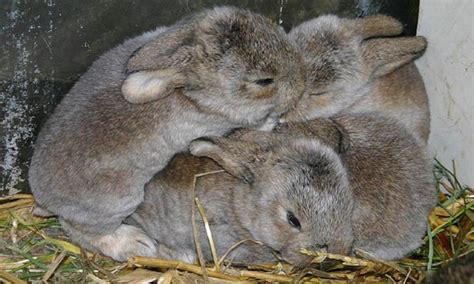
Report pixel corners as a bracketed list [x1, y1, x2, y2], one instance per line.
[28, 7, 305, 261]
[284, 15, 430, 143]
[131, 112, 435, 263]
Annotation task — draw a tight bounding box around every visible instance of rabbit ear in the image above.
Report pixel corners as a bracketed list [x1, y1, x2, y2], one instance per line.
[121, 24, 194, 104]
[121, 7, 253, 104]
[189, 137, 255, 184]
[362, 36, 427, 78]
[329, 119, 351, 154]
[352, 15, 403, 39]
[121, 69, 186, 103]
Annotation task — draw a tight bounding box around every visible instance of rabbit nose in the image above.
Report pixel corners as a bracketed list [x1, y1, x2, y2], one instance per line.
[309, 244, 328, 253]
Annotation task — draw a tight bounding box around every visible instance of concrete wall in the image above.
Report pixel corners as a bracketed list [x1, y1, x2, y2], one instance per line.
[417, 0, 474, 186]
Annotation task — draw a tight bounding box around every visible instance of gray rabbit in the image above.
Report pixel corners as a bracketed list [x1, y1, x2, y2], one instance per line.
[284, 15, 430, 143]
[131, 112, 436, 263]
[28, 7, 305, 261]
[130, 132, 354, 265]
[275, 113, 436, 260]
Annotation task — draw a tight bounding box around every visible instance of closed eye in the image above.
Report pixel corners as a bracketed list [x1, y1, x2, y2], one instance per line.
[309, 91, 327, 96]
[254, 78, 274, 86]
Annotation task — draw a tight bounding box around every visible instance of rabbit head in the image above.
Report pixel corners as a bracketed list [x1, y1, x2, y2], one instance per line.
[122, 7, 305, 128]
[283, 14, 427, 121]
[190, 135, 354, 265]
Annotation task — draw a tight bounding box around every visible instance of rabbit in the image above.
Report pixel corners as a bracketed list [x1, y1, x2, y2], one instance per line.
[132, 112, 436, 263]
[283, 15, 430, 144]
[28, 6, 305, 261]
[273, 113, 437, 260]
[129, 132, 354, 265]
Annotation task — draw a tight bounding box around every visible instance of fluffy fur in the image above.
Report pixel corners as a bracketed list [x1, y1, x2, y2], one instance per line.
[132, 112, 436, 263]
[28, 7, 305, 261]
[130, 134, 353, 265]
[275, 113, 436, 260]
[283, 15, 430, 143]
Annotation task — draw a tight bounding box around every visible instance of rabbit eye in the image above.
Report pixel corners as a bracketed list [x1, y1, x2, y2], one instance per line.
[309, 91, 327, 96]
[254, 78, 274, 86]
[287, 211, 301, 230]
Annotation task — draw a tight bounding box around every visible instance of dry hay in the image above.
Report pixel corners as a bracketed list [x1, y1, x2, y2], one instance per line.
[0, 160, 473, 283]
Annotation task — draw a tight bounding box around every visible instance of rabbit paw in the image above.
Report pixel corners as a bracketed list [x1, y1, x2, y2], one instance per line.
[94, 224, 157, 261]
[257, 117, 278, 132]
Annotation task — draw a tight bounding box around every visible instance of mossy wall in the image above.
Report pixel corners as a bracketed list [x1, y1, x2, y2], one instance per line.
[0, 0, 419, 195]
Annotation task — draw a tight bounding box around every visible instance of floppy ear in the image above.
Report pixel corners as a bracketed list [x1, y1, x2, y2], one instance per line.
[121, 69, 186, 103]
[352, 15, 404, 39]
[121, 16, 198, 104]
[121, 10, 245, 104]
[351, 15, 426, 78]
[329, 119, 351, 154]
[189, 137, 257, 184]
[362, 36, 427, 78]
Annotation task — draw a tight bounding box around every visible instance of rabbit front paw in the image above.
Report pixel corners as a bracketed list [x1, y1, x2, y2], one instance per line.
[257, 117, 279, 132]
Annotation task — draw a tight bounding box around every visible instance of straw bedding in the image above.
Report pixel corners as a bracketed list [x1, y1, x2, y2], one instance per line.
[0, 160, 472, 283]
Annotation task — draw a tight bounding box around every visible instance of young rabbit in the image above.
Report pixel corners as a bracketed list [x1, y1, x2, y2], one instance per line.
[132, 112, 435, 263]
[284, 15, 430, 143]
[28, 7, 305, 261]
[273, 113, 436, 260]
[130, 133, 354, 265]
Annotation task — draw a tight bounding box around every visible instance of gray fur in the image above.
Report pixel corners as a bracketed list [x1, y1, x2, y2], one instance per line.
[284, 15, 430, 143]
[275, 113, 436, 260]
[28, 7, 305, 261]
[132, 112, 436, 263]
[130, 135, 353, 265]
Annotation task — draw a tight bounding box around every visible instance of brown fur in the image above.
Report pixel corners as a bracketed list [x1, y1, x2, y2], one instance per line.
[349, 62, 430, 142]
[283, 14, 430, 143]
